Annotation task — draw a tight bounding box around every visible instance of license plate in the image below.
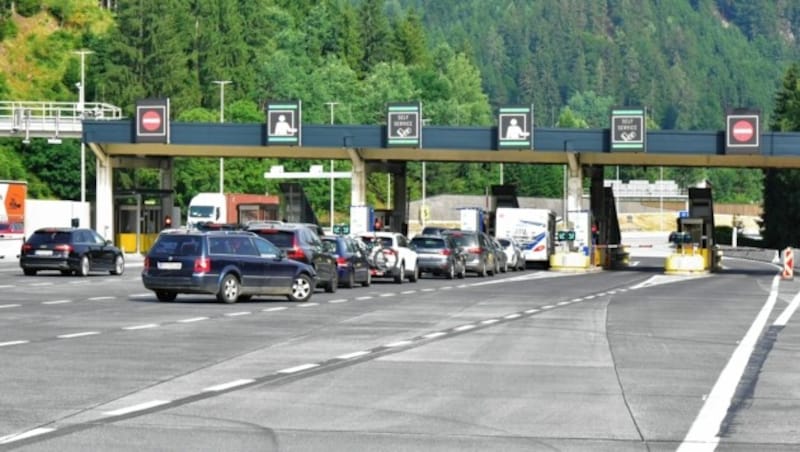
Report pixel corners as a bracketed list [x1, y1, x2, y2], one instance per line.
[35, 250, 53, 256]
[157, 262, 182, 270]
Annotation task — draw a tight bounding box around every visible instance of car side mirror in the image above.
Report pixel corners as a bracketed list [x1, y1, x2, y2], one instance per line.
[105, 240, 113, 246]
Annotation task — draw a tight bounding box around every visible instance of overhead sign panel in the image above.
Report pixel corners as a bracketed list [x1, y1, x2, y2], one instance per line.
[725, 108, 760, 154]
[497, 105, 533, 150]
[610, 107, 645, 152]
[266, 100, 301, 146]
[135, 98, 170, 143]
[386, 102, 421, 148]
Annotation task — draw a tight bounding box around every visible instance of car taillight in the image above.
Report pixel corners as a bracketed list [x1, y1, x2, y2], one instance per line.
[194, 257, 211, 273]
[467, 247, 481, 254]
[21, 243, 32, 252]
[143, 257, 151, 270]
[336, 256, 347, 267]
[287, 236, 306, 261]
[440, 249, 451, 256]
[53, 244, 73, 254]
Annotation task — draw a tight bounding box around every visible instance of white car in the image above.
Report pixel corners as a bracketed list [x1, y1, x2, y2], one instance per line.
[497, 237, 526, 271]
[358, 231, 419, 283]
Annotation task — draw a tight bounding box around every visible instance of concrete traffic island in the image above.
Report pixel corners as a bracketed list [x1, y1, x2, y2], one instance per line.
[664, 249, 709, 275]
[549, 252, 602, 273]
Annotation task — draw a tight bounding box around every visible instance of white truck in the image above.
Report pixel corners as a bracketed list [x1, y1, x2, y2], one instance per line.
[494, 207, 556, 266]
[187, 192, 280, 229]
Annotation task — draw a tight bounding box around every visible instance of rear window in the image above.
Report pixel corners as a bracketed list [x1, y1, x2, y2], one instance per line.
[27, 231, 72, 245]
[151, 235, 203, 256]
[251, 230, 295, 248]
[497, 239, 511, 247]
[360, 236, 393, 248]
[411, 237, 446, 249]
[447, 234, 478, 247]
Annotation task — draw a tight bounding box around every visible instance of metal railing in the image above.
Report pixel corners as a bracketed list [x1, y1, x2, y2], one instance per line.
[0, 101, 123, 141]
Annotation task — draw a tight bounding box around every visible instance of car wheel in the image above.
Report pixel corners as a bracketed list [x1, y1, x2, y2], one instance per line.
[216, 273, 240, 304]
[110, 255, 125, 275]
[479, 260, 487, 277]
[289, 274, 313, 302]
[325, 273, 338, 293]
[394, 263, 405, 284]
[23, 268, 37, 276]
[458, 264, 466, 279]
[362, 271, 371, 287]
[77, 255, 90, 277]
[447, 264, 455, 279]
[155, 290, 177, 302]
[501, 261, 508, 273]
[344, 271, 355, 289]
[408, 264, 419, 282]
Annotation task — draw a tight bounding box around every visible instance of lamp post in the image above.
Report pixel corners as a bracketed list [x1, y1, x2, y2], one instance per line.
[325, 102, 338, 230]
[74, 49, 93, 204]
[213, 80, 231, 193]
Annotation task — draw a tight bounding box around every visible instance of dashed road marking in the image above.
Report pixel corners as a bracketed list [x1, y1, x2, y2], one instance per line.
[123, 324, 159, 331]
[42, 299, 72, 305]
[297, 303, 318, 308]
[0, 304, 20, 309]
[57, 331, 100, 339]
[203, 379, 254, 392]
[0, 340, 29, 347]
[423, 332, 447, 339]
[177, 317, 208, 323]
[401, 290, 416, 295]
[103, 400, 171, 416]
[337, 351, 370, 360]
[262, 307, 288, 312]
[224, 311, 252, 317]
[89, 296, 115, 301]
[454, 324, 476, 332]
[355, 296, 373, 301]
[0, 427, 56, 445]
[504, 314, 521, 320]
[385, 340, 413, 348]
[328, 299, 348, 304]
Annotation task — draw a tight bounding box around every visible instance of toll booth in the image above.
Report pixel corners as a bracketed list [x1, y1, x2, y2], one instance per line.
[115, 189, 173, 254]
[665, 186, 720, 273]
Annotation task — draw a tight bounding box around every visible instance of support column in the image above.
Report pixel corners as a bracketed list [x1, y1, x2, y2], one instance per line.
[160, 157, 175, 225]
[392, 163, 407, 235]
[566, 152, 583, 229]
[347, 148, 366, 207]
[90, 143, 114, 242]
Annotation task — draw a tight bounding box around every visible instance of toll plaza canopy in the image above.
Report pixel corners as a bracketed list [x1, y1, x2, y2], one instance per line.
[83, 119, 800, 169]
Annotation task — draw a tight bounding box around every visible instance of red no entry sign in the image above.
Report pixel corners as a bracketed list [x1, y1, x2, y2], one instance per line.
[732, 120, 754, 142]
[141, 110, 163, 132]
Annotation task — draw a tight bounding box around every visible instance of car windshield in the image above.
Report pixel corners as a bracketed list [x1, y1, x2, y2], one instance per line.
[188, 206, 214, 217]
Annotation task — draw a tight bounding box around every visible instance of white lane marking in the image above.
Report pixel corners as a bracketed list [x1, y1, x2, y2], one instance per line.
[524, 309, 540, 314]
[401, 290, 416, 295]
[129, 293, 152, 298]
[0, 340, 29, 347]
[457, 284, 469, 288]
[454, 324, 476, 332]
[103, 400, 171, 416]
[123, 324, 159, 331]
[57, 331, 100, 339]
[225, 311, 252, 316]
[585, 295, 596, 300]
[504, 314, 521, 320]
[0, 427, 56, 444]
[263, 306, 288, 312]
[355, 296, 373, 301]
[423, 332, 447, 339]
[42, 299, 72, 305]
[774, 289, 800, 327]
[0, 285, 13, 289]
[337, 351, 370, 360]
[421, 288, 435, 292]
[0, 304, 20, 309]
[571, 298, 583, 302]
[277, 363, 319, 374]
[89, 296, 115, 301]
[203, 379, 254, 392]
[328, 299, 349, 304]
[177, 317, 208, 323]
[68, 280, 86, 285]
[379, 293, 396, 297]
[297, 303, 318, 308]
[481, 319, 499, 325]
[542, 305, 555, 309]
[441, 286, 453, 290]
[30, 282, 52, 287]
[678, 276, 780, 452]
[385, 340, 413, 348]
[557, 301, 570, 306]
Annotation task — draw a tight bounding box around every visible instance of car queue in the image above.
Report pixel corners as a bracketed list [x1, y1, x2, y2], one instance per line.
[15, 221, 529, 304]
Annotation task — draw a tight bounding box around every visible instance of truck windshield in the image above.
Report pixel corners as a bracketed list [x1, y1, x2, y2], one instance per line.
[189, 206, 214, 217]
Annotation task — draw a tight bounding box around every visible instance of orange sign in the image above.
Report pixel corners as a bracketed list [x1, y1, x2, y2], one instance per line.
[0, 181, 26, 223]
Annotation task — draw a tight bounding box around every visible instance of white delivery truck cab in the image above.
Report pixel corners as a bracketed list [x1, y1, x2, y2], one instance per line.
[187, 193, 226, 229]
[494, 207, 556, 266]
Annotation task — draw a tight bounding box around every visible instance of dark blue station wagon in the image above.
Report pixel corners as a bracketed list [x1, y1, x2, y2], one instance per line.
[142, 230, 317, 303]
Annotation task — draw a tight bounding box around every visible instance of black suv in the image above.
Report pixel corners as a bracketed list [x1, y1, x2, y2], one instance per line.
[142, 230, 316, 303]
[246, 222, 338, 292]
[19, 227, 125, 276]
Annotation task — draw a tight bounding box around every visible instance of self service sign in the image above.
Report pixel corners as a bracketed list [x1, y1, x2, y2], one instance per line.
[610, 107, 645, 152]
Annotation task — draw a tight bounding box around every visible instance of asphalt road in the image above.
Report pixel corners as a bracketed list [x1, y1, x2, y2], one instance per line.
[0, 250, 798, 451]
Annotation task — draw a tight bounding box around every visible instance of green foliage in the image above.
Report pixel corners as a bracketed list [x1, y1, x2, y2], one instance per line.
[15, 0, 42, 17]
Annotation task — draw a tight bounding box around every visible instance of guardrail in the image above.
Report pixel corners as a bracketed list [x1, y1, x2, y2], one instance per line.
[0, 101, 123, 141]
